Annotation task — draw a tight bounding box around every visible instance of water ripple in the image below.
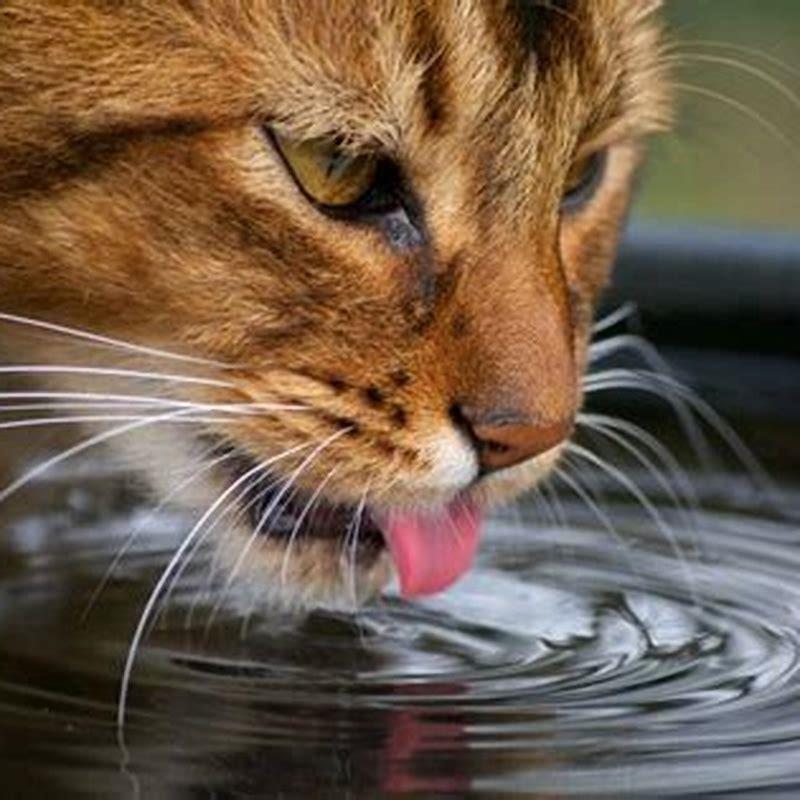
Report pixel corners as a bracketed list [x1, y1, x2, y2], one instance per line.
[1, 473, 800, 796]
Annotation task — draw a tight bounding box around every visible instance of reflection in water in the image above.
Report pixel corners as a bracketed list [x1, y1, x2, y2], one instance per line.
[1, 463, 800, 798]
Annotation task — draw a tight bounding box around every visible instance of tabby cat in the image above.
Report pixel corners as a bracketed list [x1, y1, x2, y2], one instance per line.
[0, 1, 670, 608]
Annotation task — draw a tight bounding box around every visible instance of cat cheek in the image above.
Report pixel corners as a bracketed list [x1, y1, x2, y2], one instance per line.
[561, 222, 616, 293]
[559, 163, 640, 298]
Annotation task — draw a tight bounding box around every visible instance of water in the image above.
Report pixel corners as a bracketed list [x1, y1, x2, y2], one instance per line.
[2, 462, 800, 798]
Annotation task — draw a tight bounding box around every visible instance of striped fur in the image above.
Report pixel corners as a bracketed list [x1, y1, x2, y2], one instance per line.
[0, 1, 670, 607]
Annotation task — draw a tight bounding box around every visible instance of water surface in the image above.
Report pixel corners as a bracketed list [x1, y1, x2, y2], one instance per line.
[1, 461, 799, 798]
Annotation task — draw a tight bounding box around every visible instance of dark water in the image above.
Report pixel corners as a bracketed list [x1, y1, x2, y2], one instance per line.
[2, 459, 800, 799]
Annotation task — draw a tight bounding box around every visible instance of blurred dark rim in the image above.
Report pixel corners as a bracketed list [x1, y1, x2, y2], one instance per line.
[599, 224, 800, 463]
[609, 223, 800, 356]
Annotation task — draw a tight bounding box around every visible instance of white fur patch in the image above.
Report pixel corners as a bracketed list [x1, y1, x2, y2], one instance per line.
[414, 429, 478, 493]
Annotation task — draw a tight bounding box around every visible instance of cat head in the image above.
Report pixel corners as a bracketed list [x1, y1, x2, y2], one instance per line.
[0, 1, 670, 607]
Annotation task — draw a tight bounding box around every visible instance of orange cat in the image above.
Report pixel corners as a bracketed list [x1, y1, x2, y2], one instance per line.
[0, 1, 670, 608]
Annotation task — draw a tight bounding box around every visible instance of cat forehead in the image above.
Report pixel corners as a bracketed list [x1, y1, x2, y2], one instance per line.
[266, 0, 655, 54]
[251, 0, 664, 144]
[1, 0, 666, 191]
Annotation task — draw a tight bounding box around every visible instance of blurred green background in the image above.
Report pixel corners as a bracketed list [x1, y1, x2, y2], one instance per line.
[636, 0, 800, 231]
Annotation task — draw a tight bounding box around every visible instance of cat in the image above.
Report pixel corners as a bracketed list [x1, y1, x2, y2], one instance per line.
[0, 1, 670, 609]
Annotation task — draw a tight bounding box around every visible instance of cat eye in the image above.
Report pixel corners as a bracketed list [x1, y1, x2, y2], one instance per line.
[271, 132, 380, 209]
[268, 128, 424, 249]
[561, 150, 607, 213]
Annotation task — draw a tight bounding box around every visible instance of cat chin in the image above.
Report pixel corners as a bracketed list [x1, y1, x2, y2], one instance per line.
[208, 446, 565, 611]
[212, 519, 395, 612]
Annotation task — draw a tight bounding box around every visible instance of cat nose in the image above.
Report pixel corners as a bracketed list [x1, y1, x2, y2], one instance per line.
[452, 406, 573, 474]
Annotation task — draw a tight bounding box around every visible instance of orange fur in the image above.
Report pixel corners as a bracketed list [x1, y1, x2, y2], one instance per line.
[0, 1, 671, 607]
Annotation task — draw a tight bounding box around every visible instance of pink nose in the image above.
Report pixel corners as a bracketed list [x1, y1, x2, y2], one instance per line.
[454, 407, 573, 473]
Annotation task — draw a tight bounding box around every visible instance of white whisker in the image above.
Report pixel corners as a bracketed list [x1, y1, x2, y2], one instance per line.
[206, 428, 350, 629]
[592, 302, 638, 336]
[585, 367, 777, 500]
[672, 39, 800, 79]
[578, 412, 700, 516]
[666, 52, 800, 111]
[565, 442, 698, 604]
[552, 463, 641, 580]
[0, 402, 166, 413]
[585, 367, 714, 470]
[588, 334, 675, 369]
[526, 485, 559, 527]
[183, 473, 284, 630]
[116, 439, 311, 732]
[81, 449, 238, 623]
[577, 414, 694, 520]
[539, 480, 569, 529]
[280, 467, 338, 587]
[587, 335, 717, 469]
[0, 414, 240, 433]
[0, 407, 201, 506]
[0, 364, 235, 388]
[0, 390, 307, 415]
[0, 310, 232, 368]
[346, 485, 370, 609]
[674, 82, 798, 157]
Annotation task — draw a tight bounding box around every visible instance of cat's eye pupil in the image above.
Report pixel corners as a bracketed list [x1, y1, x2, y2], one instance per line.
[561, 150, 606, 213]
[326, 151, 351, 180]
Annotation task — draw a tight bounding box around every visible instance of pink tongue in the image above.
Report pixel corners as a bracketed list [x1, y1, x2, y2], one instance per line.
[380, 502, 483, 598]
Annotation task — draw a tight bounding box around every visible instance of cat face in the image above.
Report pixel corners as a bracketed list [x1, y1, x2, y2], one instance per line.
[0, 1, 670, 607]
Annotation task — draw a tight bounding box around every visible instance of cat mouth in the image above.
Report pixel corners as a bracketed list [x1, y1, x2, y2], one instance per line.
[232, 454, 386, 551]
[222, 447, 484, 597]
